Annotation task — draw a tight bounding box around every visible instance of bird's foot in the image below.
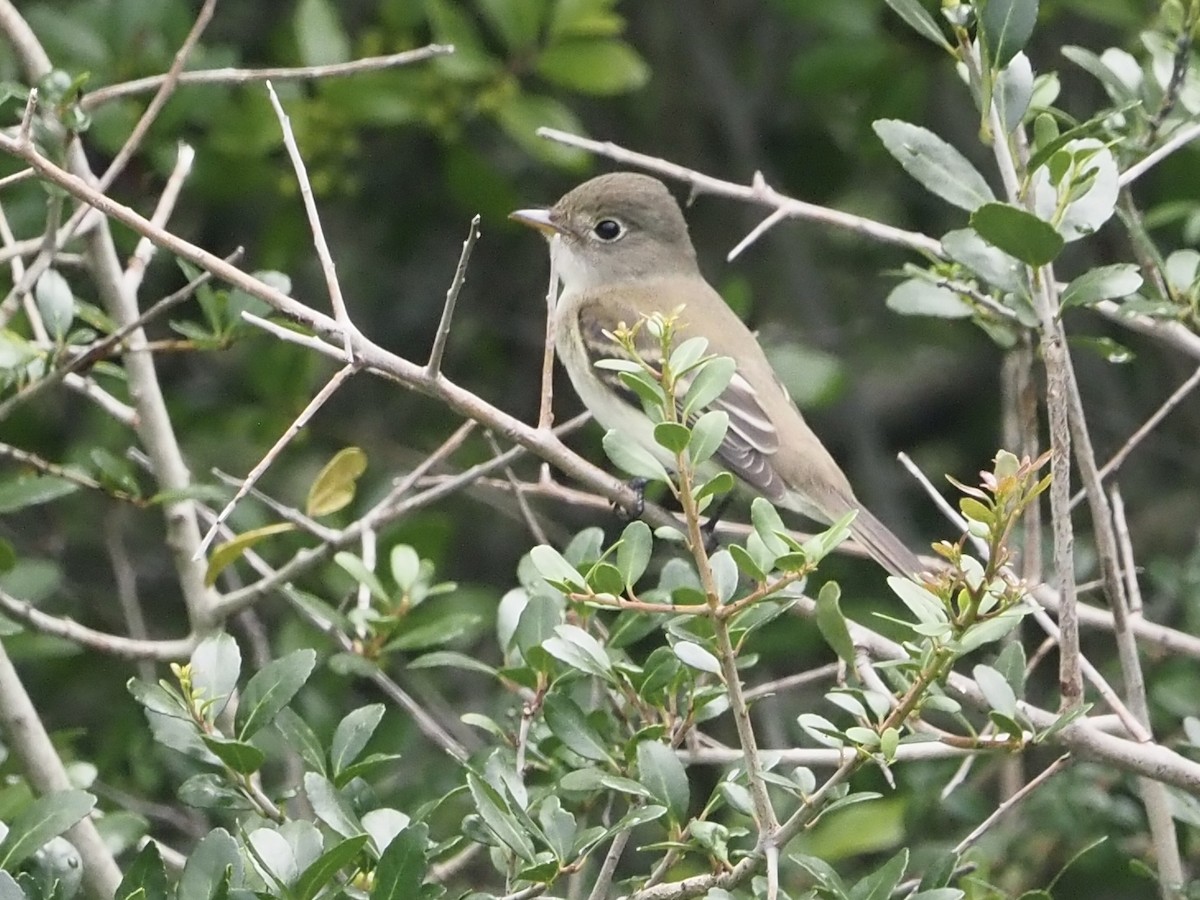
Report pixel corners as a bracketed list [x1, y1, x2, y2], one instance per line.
[614, 477, 648, 520]
[700, 494, 734, 554]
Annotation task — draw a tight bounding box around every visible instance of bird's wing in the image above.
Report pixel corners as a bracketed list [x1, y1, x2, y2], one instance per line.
[573, 289, 790, 503]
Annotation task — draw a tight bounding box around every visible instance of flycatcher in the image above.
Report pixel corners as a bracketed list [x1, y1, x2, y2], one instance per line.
[512, 172, 920, 577]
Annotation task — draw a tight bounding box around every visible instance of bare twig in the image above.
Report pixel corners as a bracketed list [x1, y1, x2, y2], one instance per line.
[81, 46, 455, 109]
[1120, 120, 1200, 187]
[953, 754, 1072, 853]
[1069, 365, 1200, 509]
[538, 238, 561, 429]
[266, 81, 355, 353]
[426, 216, 480, 377]
[124, 142, 195, 293]
[196, 362, 358, 557]
[536, 128, 944, 257]
[726, 207, 787, 261]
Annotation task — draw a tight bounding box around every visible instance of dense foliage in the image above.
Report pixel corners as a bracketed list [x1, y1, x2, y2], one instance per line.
[3, 1, 1200, 899]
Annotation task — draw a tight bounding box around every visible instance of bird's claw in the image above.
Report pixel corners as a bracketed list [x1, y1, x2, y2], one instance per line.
[615, 477, 648, 520]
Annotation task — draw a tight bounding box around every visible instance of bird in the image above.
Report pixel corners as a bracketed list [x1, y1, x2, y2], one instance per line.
[511, 172, 921, 577]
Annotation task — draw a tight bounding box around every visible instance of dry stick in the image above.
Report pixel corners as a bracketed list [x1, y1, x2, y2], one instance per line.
[1108, 484, 1185, 893]
[427, 215, 481, 377]
[81, 45, 455, 108]
[537, 128, 944, 257]
[0, 640, 124, 897]
[0, 166, 34, 191]
[953, 754, 1073, 855]
[678, 742, 983, 766]
[1119, 120, 1200, 187]
[586, 830, 632, 900]
[726, 207, 787, 261]
[977, 68, 1082, 707]
[538, 241, 560, 429]
[196, 362, 357, 556]
[1112, 487, 1144, 617]
[266, 81, 354, 352]
[124, 142, 195, 293]
[15, 85, 35, 143]
[1069, 364, 1200, 510]
[94, 0, 215, 197]
[106, 512, 156, 683]
[210, 469, 339, 542]
[484, 431, 548, 544]
[0, 584, 194, 657]
[0, 250, 238, 421]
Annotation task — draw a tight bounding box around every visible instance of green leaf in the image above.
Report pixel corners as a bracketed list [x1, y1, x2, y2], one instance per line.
[0, 475, 78, 514]
[710, 549, 738, 603]
[672, 640, 722, 675]
[887, 576, 948, 625]
[35, 268, 74, 341]
[390, 545, 421, 593]
[201, 736, 266, 775]
[615, 520, 652, 590]
[980, 0, 1038, 68]
[206, 522, 296, 587]
[331, 704, 385, 776]
[852, 847, 909, 900]
[543, 693, 611, 762]
[0, 872, 24, 900]
[236, 648, 317, 740]
[372, 824, 429, 900]
[529, 544, 586, 591]
[478, 0, 545, 50]
[178, 773, 255, 811]
[653, 421, 691, 454]
[177, 829, 242, 900]
[688, 410, 729, 465]
[1059, 264, 1142, 309]
[306, 447, 367, 517]
[303, 773, 363, 838]
[116, 844, 168, 900]
[601, 429, 671, 483]
[495, 92, 586, 168]
[883, 0, 953, 50]
[542, 624, 614, 680]
[973, 664, 1018, 717]
[0, 790, 94, 869]
[293, 0, 349, 65]
[278, 833, 361, 900]
[333, 551, 390, 603]
[941, 228, 1023, 292]
[407, 650, 498, 677]
[970, 202, 1064, 266]
[425, 0, 499, 80]
[886, 279, 973, 318]
[750, 497, 790, 556]
[467, 774, 537, 861]
[683, 356, 737, 414]
[636, 741, 689, 823]
[536, 39, 649, 95]
[873, 119, 995, 212]
[189, 633, 241, 719]
[815, 581, 856, 668]
[274, 708, 326, 775]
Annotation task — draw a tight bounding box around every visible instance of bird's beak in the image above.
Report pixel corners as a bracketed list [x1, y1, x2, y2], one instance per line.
[509, 207, 564, 237]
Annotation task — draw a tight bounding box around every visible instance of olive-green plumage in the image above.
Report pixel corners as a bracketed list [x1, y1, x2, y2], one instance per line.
[513, 172, 920, 577]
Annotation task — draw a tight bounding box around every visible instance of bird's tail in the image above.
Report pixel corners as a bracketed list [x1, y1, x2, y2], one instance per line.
[848, 506, 923, 579]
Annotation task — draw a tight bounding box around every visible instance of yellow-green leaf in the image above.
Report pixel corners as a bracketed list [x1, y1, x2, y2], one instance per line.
[306, 447, 367, 518]
[206, 523, 296, 586]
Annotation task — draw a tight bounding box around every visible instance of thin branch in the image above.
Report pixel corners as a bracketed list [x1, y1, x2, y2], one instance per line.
[426, 215, 480, 377]
[484, 432, 548, 544]
[0, 586, 196, 659]
[124, 142, 195, 294]
[536, 128, 944, 257]
[0, 641, 124, 899]
[266, 80, 354, 353]
[586, 830, 631, 900]
[81, 46, 455, 109]
[95, 0, 215, 195]
[953, 754, 1072, 854]
[196, 362, 358, 557]
[1119, 120, 1200, 187]
[1069, 364, 1200, 509]
[726, 207, 787, 262]
[538, 237, 560, 429]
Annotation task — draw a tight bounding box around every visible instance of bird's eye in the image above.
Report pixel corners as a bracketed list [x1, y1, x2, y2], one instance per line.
[593, 219, 623, 241]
